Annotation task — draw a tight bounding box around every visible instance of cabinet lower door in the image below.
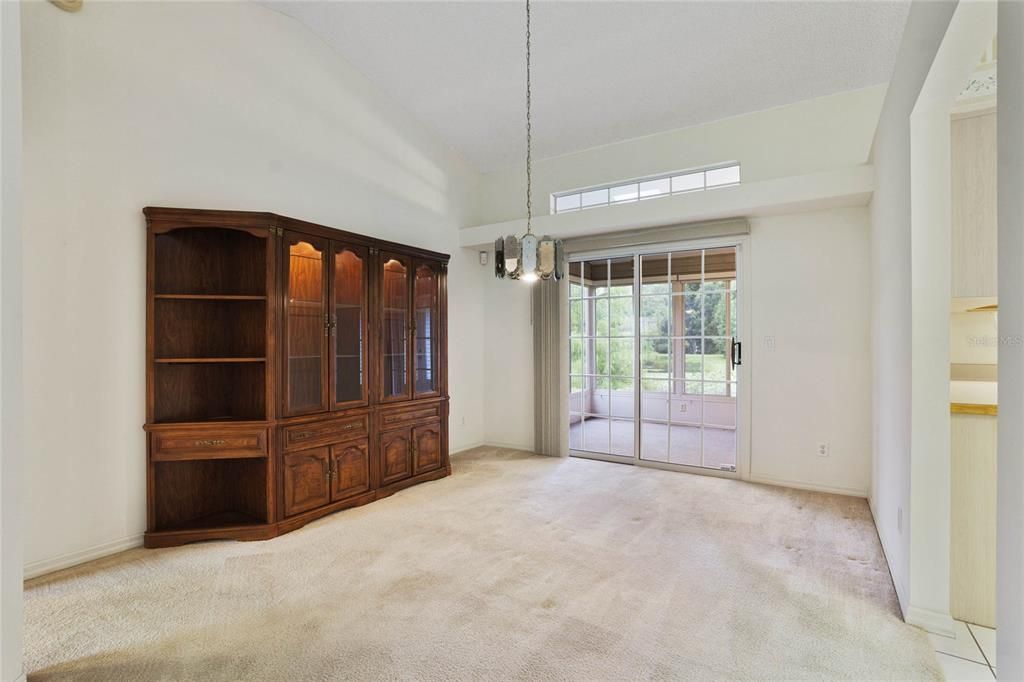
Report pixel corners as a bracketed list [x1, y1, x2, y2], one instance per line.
[331, 438, 370, 501]
[380, 427, 412, 485]
[283, 447, 331, 516]
[413, 421, 442, 474]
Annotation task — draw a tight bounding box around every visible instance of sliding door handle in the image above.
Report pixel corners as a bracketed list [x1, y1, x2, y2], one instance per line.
[731, 338, 742, 368]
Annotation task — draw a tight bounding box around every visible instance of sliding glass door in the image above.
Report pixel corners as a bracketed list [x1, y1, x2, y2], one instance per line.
[568, 243, 741, 473]
[569, 258, 635, 458]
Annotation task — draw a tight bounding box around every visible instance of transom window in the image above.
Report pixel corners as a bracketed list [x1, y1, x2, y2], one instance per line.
[552, 163, 741, 214]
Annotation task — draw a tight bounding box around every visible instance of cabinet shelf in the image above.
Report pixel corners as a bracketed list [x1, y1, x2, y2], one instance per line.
[154, 357, 266, 364]
[154, 294, 267, 301]
[162, 511, 266, 532]
[150, 457, 268, 533]
[153, 416, 264, 425]
[154, 297, 266, 361]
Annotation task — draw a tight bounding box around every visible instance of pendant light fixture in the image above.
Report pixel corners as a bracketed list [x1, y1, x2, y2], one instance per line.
[494, 0, 564, 283]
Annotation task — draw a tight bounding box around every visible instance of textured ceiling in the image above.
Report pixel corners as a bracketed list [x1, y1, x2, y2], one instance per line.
[266, 1, 910, 172]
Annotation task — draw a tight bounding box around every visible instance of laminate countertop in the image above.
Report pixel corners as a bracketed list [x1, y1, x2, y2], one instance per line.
[950, 380, 997, 416]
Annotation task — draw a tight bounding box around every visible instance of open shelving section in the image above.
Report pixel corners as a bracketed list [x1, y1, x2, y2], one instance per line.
[151, 226, 269, 425]
[147, 218, 273, 537]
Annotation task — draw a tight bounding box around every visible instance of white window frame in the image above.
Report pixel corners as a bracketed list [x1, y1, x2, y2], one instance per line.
[551, 162, 741, 215]
[566, 234, 752, 482]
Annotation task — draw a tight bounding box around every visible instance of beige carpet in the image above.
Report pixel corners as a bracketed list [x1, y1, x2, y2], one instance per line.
[25, 447, 941, 680]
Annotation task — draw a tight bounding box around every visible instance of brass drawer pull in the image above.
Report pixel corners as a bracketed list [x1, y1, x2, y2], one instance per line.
[195, 439, 226, 447]
[294, 431, 314, 440]
[341, 423, 356, 430]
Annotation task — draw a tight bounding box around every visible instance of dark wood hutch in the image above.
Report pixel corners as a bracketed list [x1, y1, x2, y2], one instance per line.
[144, 207, 449, 548]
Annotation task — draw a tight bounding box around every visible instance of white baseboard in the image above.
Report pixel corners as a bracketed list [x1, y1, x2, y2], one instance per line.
[24, 444, 521, 581]
[480, 440, 536, 452]
[449, 441, 486, 456]
[452, 442, 540, 455]
[867, 499, 909, 617]
[746, 474, 868, 498]
[24, 533, 144, 581]
[906, 605, 956, 636]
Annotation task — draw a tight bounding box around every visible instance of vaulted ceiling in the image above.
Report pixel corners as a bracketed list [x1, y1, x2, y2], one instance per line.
[267, 1, 910, 172]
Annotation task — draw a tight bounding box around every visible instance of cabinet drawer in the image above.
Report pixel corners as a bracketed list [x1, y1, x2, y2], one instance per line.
[151, 427, 268, 462]
[282, 414, 368, 451]
[379, 403, 442, 428]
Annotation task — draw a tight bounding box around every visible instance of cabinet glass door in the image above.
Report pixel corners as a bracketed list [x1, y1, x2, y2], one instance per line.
[381, 254, 410, 401]
[413, 261, 440, 397]
[332, 244, 368, 408]
[284, 233, 328, 416]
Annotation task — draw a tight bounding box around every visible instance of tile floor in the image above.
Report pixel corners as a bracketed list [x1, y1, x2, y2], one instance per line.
[929, 619, 997, 680]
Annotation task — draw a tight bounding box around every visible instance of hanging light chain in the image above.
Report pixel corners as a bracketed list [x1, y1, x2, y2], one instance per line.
[494, 0, 563, 282]
[525, 0, 533, 234]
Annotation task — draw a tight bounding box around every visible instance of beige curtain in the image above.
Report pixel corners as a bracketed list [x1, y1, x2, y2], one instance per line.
[532, 277, 568, 456]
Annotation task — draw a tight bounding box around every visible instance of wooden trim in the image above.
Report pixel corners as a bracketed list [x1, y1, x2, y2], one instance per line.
[951, 402, 998, 416]
[144, 523, 279, 549]
[144, 207, 451, 262]
[951, 104, 996, 121]
[48, 0, 83, 13]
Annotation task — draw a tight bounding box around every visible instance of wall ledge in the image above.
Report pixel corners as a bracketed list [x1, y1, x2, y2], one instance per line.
[460, 164, 875, 247]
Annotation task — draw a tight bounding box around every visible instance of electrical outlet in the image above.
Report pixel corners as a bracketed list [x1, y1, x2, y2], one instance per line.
[764, 335, 776, 352]
[680, 403, 688, 413]
[479, 251, 489, 266]
[460, 416, 466, 427]
[816, 442, 829, 457]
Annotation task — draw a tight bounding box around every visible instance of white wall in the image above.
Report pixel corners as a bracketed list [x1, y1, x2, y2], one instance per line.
[484, 205, 874, 494]
[481, 268, 534, 450]
[21, 1, 486, 575]
[0, 0, 23, 678]
[748, 208, 872, 495]
[476, 85, 887, 225]
[997, 0, 1024, 675]
[476, 87, 882, 495]
[905, 2, 995, 635]
[869, 0, 957, 614]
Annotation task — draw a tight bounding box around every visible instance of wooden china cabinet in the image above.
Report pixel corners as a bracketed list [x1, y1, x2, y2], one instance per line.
[143, 207, 449, 548]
